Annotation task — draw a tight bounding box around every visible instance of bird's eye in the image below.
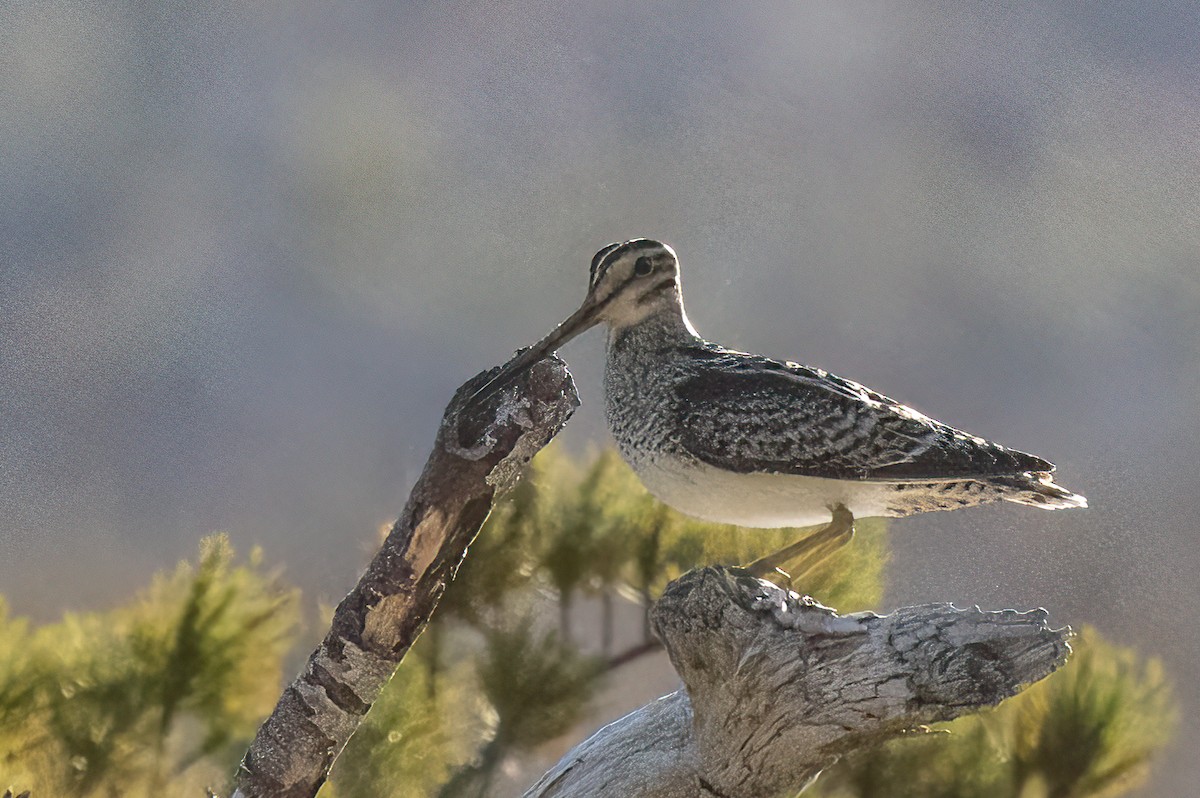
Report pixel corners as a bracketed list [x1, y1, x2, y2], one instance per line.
[634, 256, 653, 276]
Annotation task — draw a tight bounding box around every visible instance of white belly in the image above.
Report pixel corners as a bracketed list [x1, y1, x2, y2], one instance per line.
[632, 457, 896, 528]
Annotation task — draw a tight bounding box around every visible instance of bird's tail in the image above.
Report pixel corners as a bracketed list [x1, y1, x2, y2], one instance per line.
[994, 471, 1088, 510]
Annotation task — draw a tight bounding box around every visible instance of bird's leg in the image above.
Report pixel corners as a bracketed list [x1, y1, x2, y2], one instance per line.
[744, 505, 855, 582]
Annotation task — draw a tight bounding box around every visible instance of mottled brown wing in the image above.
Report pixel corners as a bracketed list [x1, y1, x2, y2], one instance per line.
[673, 357, 1053, 481]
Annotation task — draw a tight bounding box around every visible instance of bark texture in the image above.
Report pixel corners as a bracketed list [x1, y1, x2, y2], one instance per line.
[526, 566, 1070, 798]
[233, 357, 579, 798]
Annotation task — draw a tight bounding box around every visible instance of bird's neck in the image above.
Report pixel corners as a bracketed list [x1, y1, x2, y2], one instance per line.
[606, 291, 702, 355]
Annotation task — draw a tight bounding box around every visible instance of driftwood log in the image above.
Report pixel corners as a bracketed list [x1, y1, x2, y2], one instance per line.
[232, 357, 579, 798]
[525, 567, 1070, 798]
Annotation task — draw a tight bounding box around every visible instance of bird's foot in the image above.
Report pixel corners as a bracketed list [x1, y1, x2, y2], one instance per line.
[744, 505, 856, 583]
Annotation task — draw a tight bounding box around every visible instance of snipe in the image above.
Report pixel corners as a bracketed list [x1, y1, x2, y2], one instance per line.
[476, 239, 1085, 572]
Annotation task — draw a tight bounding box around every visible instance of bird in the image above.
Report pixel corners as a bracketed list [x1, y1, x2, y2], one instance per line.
[477, 238, 1086, 545]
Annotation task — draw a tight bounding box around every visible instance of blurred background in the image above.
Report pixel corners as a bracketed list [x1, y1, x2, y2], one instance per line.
[1, 0, 1197, 794]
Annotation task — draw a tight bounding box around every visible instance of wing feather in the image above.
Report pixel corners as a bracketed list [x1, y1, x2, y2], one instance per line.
[673, 351, 1052, 481]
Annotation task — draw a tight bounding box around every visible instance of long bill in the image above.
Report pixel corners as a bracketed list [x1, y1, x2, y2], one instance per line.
[465, 293, 607, 406]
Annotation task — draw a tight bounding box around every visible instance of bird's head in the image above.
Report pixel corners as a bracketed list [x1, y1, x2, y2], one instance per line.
[532, 238, 681, 350]
[505, 238, 680, 356]
[585, 238, 681, 327]
[468, 239, 682, 404]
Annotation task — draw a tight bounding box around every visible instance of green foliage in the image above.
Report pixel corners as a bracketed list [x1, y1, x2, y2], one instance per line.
[476, 617, 604, 752]
[0, 600, 37, 739]
[805, 628, 1177, 798]
[535, 449, 619, 629]
[0, 449, 1178, 798]
[0, 535, 298, 798]
[342, 446, 1170, 798]
[439, 473, 540, 627]
[320, 645, 478, 798]
[1010, 626, 1177, 798]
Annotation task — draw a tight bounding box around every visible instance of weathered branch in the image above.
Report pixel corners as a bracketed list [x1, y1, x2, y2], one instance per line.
[526, 566, 1070, 798]
[232, 357, 579, 798]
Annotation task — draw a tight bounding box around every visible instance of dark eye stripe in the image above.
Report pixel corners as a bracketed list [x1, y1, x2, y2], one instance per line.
[590, 238, 665, 287]
[590, 242, 622, 287]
